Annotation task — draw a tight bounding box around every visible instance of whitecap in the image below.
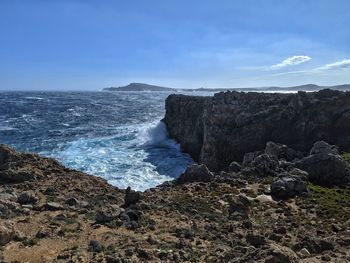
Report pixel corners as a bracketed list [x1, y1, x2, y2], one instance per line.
[48, 120, 193, 191]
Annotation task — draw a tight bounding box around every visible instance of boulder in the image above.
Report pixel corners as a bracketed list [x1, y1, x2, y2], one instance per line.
[310, 141, 338, 155]
[228, 161, 241, 173]
[124, 187, 140, 207]
[0, 221, 15, 246]
[297, 141, 348, 186]
[176, 164, 214, 184]
[265, 141, 303, 161]
[96, 205, 121, 224]
[271, 169, 308, 199]
[243, 153, 279, 177]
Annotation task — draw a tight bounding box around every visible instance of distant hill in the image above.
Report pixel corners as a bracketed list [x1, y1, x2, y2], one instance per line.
[103, 83, 350, 92]
[260, 84, 350, 92]
[103, 83, 175, 92]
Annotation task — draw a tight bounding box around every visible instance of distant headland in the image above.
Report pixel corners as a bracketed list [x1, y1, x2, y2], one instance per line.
[103, 82, 350, 92]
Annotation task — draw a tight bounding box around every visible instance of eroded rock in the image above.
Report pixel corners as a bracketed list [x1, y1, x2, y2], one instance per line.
[271, 169, 308, 199]
[176, 164, 214, 184]
[297, 141, 348, 186]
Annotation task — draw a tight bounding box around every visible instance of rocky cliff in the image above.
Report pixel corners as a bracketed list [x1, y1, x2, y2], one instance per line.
[164, 89, 350, 171]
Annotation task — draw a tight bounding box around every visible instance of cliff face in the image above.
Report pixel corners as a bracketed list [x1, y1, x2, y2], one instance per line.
[164, 89, 350, 171]
[163, 94, 211, 162]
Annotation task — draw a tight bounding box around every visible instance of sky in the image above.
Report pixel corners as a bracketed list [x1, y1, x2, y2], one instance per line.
[0, 0, 350, 90]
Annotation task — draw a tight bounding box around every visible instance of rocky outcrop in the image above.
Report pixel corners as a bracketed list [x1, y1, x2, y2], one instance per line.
[271, 169, 308, 199]
[164, 89, 350, 171]
[296, 141, 349, 186]
[176, 164, 214, 184]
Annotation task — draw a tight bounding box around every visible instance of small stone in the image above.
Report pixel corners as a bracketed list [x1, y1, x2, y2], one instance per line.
[89, 239, 102, 253]
[299, 248, 310, 256]
[229, 194, 251, 219]
[36, 228, 50, 239]
[246, 233, 266, 247]
[44, 202, 63, 211]
[137, 249, 149, 260]
[126, 220, 138, 230]
[65, 197, 79, 206]
[321, 255, 331, 261]
[17, 191, 38, 205]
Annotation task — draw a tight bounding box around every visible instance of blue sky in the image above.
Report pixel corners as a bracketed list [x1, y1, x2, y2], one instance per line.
[0, 0, 350, 90]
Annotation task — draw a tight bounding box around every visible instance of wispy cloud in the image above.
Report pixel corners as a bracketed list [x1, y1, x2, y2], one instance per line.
[315, 59, 350, 71]
[271, 55, 311, 69]
[270, 58, 350, 77]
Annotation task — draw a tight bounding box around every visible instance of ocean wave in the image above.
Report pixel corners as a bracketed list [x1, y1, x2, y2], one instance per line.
[49, 121, 193, 191]
[24, 96, 45, 100]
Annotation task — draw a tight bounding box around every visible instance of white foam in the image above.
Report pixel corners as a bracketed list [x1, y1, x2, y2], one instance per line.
[49, 121, 193, 191]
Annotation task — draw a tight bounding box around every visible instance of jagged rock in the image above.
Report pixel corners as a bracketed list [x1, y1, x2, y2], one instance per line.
[17, 191, 38, 205]
[0, 145, 37, 183]
[164, 89, 350, 170]
[243, 153, 279, 177]
[265, 141, 303, 161]
[124, 187, 140, 207]
[242, 151, 261, 167]
[228, 161, 241, 172]
[271, 169, 308, 199]
[96, 205, 121, 224]
[229, 194, 251, 219]
[176, 164, 214, 184]
[310, 141, 338, 155]
[296, 141, 348, 186]
[0, 221, 15, 246]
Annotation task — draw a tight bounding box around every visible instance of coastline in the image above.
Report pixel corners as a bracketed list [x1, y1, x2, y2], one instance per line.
[1, 89, 350, 262]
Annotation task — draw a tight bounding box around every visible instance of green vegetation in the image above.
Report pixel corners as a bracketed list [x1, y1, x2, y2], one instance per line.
[307, 183, 350, 221]
[341, 152, 350, 166]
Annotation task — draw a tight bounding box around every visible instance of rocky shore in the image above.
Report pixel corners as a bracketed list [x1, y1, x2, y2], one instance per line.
[164, 89, 350, 171]
[1, 89, 350, 262]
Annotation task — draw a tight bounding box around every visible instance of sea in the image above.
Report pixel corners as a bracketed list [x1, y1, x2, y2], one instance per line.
[0, 91, 216, 191]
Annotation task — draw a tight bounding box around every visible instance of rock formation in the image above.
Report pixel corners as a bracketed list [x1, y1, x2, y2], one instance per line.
[164, 89, 350, 171]
[0, 143, 350, 262]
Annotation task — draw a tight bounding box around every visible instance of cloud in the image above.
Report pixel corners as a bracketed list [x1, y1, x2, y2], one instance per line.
[315, 59, 350, 71]
[271, 55, 311, 69]
[269, 58, 350, 77]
